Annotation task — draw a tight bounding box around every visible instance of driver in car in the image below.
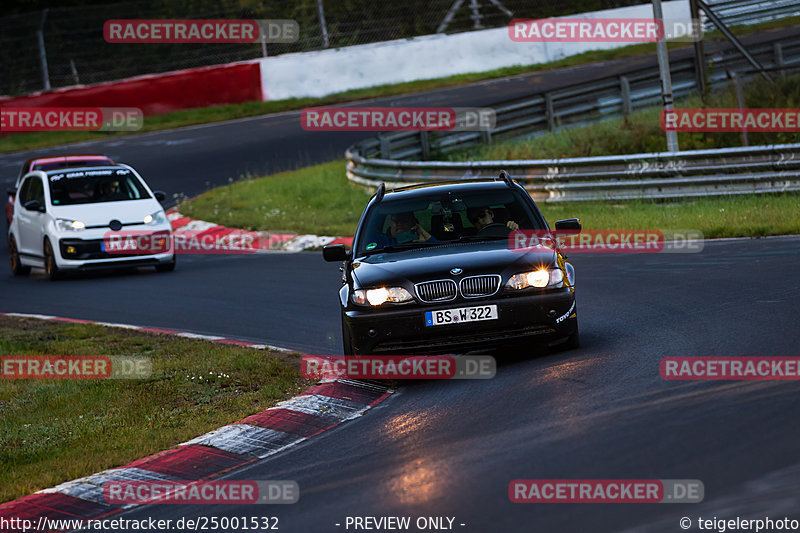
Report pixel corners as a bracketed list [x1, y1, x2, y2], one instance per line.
[376, 212, 436, 246]
[466, 206, 519, 232]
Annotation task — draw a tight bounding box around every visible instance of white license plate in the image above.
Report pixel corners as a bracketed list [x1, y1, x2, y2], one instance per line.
[425, 305, 498, 326]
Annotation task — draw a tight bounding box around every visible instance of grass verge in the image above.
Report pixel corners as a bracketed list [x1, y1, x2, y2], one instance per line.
[178, 159, 800, 239]
[0, 316, 311, 504]
[3, 18, 798, 154]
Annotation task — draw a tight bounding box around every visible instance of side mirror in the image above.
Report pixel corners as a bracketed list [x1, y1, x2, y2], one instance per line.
[323, 244, 349, 262]
[23, 200, 45, 212]
[7, 187, 17, 196]
[153, 190, 167, 202]
[555, 218, 581, 231]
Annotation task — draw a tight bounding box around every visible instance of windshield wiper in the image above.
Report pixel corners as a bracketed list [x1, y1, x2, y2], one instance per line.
[456, 235, 508, 243]
[363, 241, 445, 255]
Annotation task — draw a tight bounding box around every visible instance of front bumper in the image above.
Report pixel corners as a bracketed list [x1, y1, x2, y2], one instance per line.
[344, 288, 576, 354]
[55, 230, 173, 270]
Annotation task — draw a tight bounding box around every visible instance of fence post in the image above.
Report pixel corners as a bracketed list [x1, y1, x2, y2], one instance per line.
[620, 76, 632, 117]
[37, 9, 51, 91]
[545, 93, 555, 132]
[774, 42, 785, 80]
[420, 131, 431, 160]
[379, 133, 391, 159]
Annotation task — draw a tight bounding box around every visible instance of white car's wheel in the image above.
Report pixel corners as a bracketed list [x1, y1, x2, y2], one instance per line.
[9, 235, 31, 276]
[43, 238, 62, 280]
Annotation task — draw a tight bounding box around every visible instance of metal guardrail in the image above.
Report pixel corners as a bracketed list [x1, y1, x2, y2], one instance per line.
[706, 0, 800, 29]
[346, 143, 800, 202]
[345, 30, 800, 201]
[348, 33, 800, 162]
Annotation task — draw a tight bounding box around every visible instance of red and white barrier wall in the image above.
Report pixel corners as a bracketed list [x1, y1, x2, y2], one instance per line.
[0, 61, 262, 116]
[0, 1, 690, 116]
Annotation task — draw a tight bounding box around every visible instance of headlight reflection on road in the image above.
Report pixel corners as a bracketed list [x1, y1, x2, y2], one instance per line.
[382, 412, 452, 505]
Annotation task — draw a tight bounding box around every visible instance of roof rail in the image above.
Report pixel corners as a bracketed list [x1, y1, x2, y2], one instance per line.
[375, 182, 386, 203]
[498, 170, 513, 187]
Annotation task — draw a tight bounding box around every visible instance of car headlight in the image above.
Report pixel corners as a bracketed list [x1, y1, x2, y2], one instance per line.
[55, 219, 85, 232]
[144, 210, 167, 225]
[352, 287, 414, 306]
[506, 268, 564, 290]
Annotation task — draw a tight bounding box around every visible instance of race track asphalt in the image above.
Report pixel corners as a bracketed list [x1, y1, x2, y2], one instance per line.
[3, 237, 800, 532]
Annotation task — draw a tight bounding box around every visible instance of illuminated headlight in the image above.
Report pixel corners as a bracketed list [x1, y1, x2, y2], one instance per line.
[352, 287, 414, 306]
[506, 268, 564, 290]
[144, 210, 167, 225]
[55, 219, 85, 232]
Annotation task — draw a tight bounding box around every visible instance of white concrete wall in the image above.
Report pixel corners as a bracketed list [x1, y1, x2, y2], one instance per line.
[259, 0, 690, 101]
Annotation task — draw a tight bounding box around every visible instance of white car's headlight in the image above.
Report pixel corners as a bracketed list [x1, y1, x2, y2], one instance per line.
[144, 210, 167, 225]
[55, 219, 86, 232]
[506, 268, 564, 290]
[352, 287, 414, 306]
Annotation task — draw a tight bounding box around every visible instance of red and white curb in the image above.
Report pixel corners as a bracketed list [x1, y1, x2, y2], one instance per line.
[0, 313, 392, 532]
[168, 210, 353, 252]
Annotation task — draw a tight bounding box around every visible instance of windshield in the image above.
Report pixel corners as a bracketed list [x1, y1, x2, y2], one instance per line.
[47, 168, 151, 206]
[34, 158, 113, 172]
[355, 187, 546, 255]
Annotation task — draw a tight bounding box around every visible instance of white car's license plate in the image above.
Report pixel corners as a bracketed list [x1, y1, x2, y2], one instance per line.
[425, 305, 498, 326]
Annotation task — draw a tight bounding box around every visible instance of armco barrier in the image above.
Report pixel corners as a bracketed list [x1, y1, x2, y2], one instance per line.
[345, 143, 800, 202]
[0, 62, 262, 117]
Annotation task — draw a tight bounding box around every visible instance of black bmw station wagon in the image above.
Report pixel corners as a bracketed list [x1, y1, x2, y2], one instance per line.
[323, 172, 581, 355]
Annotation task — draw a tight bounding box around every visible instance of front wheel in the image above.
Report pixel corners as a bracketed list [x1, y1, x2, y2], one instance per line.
[9, 235, 31, 276]
[43, 238, 62, 281]
[562, 323, 580, 350]
[155, 255, 176, 272]
[341, 314, 354, 355]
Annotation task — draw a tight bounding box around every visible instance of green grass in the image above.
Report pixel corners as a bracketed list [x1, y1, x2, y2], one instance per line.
[179, 158, 800, 239]
[3, 18, 798, 154]
[445, 73, 800, 161]
[0, 316, 311, 504]
[178, 160, 372, 236]
[538, 195, 800, 239]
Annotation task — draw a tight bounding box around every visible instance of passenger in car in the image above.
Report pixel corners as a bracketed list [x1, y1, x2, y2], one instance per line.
[376, 211, 437, 246]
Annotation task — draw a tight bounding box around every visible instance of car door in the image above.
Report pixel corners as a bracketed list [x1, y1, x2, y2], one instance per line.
[16, 176, 46, 257]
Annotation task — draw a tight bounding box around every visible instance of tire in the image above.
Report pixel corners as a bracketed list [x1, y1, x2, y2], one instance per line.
[155, 255, 176, 272]
[9, 235, 31, 276]
[43, 238, 62, 281]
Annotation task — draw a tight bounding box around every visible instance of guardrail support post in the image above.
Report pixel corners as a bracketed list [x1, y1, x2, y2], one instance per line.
[774, 43, 785, 80]
[620, 76, 632, 117]
[420, 131, 431, 160]
[379, 133, 391, 159]
[545, 93, 555, 132]
[481, 129, 493, 145]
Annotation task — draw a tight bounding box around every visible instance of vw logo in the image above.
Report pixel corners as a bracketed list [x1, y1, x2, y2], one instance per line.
[450, 268, 463, 275]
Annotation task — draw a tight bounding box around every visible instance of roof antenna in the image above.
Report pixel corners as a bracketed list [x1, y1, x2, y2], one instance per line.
[499, 170, 513, 187]
[375, 182, 386, 202]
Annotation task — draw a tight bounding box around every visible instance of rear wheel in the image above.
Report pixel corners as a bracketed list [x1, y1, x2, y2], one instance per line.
[43, 238, 62, 281]
[9, 235, 30, 276]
